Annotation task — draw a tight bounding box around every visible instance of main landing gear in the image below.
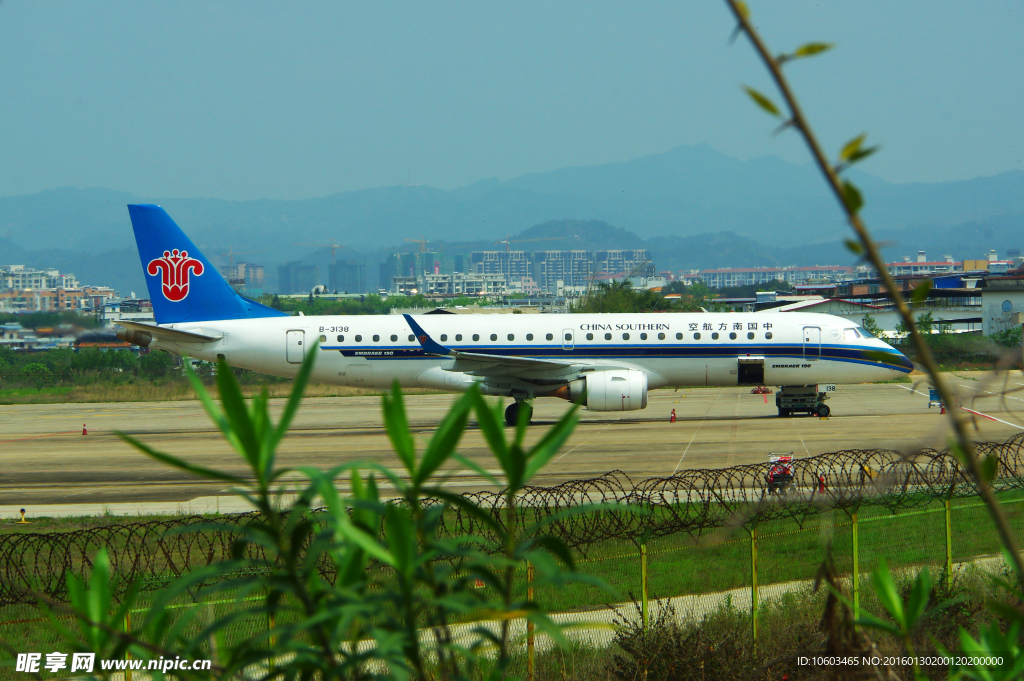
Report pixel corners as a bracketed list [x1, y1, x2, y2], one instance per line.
[504, 401, 534, 427]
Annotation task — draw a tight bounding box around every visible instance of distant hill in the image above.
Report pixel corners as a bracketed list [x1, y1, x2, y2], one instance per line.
[3, 144, 1024, 293]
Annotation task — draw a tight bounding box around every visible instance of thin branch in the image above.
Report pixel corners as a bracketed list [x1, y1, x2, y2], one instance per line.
[723, 0, 1024, 585]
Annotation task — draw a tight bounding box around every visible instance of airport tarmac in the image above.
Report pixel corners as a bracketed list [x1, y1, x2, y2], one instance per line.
[2, 371, 1024, 514]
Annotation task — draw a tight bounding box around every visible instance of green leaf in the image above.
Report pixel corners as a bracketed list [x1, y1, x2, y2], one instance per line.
[383, 381, 416, 474]
[531, 535, 576, 570]
[847, 145, 879, 165]
[840, 134, 867, 162]
[472, 392, 509, 469]
[843, 238, 864, 255]
[911, 279, 933, 304]
[117, 433, 246, 484]
[451, 452, 500, 486]
[841, 180, 863, 214]
[742, 86, 781, 118]
[415, 387, 474, 486]
[793, 42, 833, 58]
[182, 355, 234, 444]
[870, 560, 906, 631]
[384, 505, 415, 578]
[270, 338, 319, 452]
[981, 454, 1000, 482]
[423, 487, 503, 536]
[523, 405, 579, 484]
[215, 357, 261, 472]
[904, 568, 931, 631]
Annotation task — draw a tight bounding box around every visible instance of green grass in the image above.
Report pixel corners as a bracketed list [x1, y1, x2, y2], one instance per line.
[2, 495, 1022, 679]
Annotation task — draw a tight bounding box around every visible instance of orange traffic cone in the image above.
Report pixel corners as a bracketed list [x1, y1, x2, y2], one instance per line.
[940, 404, 945, 414]
[82, 423, 88, 435]
[670, 409, 676, 423]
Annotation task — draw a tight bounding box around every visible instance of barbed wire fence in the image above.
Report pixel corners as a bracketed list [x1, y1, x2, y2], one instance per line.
[2, 433, 1023, 608]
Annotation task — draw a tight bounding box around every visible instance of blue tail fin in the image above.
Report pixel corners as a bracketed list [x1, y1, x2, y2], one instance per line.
[127, 204, 287, 324]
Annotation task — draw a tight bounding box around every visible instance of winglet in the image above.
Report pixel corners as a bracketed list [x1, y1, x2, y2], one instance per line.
[403, 314, 453, 356]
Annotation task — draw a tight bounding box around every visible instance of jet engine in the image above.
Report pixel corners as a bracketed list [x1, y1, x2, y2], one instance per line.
[549, 369, 648, 411]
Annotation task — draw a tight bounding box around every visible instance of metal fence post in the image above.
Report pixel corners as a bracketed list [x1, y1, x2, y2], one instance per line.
[124, 611, 132, 681]
[268, 605, 277, 673]
[527, 560, 535, 681]
[852, 511, 859, 622]
[641, 543, 648, 634]
[750, 527, 758, 641]
[945, 498, 954, 577]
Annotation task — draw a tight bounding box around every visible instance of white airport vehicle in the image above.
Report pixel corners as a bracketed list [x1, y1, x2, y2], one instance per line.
[116, 206, 914, 425]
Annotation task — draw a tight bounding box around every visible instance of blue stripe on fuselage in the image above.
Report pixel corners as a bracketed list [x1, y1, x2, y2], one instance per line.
[320, 342, 912, 373]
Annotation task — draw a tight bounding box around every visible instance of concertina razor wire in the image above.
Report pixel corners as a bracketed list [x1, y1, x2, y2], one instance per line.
[2, 433, 1023, 606]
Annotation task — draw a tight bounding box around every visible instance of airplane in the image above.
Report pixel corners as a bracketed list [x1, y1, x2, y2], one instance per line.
[116, 205, 914, 426]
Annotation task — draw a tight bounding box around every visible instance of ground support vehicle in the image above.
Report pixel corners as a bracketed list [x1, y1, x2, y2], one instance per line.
[775, 384, 833, 417]
[766, 454, 795, 494]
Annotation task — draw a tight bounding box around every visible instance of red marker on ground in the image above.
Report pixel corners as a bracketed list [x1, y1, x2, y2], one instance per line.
[670, 409, 676, 423]
[82, 424, 87, 435]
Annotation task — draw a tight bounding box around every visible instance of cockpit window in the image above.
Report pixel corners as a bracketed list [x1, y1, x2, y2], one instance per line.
[855, 325, 874, 339]
[844, 328, 859, 341]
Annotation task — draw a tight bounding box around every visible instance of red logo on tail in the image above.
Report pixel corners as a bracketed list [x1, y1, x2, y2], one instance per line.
[147, 249, 204, 302]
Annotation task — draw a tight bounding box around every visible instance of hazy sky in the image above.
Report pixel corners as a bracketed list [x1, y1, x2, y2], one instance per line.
[2, 1, 1022, 200]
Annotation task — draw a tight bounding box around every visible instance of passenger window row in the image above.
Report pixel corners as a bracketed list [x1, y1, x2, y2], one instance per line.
[332, 330, 776, 343]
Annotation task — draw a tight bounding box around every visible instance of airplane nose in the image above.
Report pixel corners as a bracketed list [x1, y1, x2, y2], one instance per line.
[887, 348, 914, 373]
[897, 352, 914, 371]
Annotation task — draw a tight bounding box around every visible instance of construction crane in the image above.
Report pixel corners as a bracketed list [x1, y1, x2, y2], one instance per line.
[294, 239, 344, 264]
[220, 248, 267, 267]
[494, 235, 570, 252]
[404, 237, 431, 253]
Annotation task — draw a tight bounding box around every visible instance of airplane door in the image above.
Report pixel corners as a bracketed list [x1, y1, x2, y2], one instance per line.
[286, 330, 305, 364]
[561, 328, 574, 351]
[803, 326, 821, 361]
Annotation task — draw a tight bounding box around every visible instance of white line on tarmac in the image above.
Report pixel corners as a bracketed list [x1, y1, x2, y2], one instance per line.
[956, 384, 1024, 402]
[896, 384, 930, 397]
[789, 418, 811, 456]
[960, 407, 1024, 430]
[554, 417, 621, 463]
[671, 393, 719, 474]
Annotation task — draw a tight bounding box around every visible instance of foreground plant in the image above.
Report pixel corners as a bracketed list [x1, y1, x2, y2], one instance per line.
[725, 0, 1024, 672]
[32, 345, 598, 680]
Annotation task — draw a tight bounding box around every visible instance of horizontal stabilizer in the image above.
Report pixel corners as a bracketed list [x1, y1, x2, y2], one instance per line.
[115, 321, 222, 348]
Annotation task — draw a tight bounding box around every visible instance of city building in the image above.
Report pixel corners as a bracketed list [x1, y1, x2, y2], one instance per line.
[978, 274, 1024, 336]
[470, 251, 532, 281]
[594, 249, 654, 278]
[531, 250, 594, 292]
[99, 299, 156, 326]
[418, 272, 507, 296]
[277, 261, 320, 294]
[697, 265, 854, 288]
[0, 285, 117, 313]
[328, 260, 366, 293]
[0, 265, 79, 291]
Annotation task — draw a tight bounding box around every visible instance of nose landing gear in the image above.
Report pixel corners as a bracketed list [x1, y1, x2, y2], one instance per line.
[504, 401, 534, 427]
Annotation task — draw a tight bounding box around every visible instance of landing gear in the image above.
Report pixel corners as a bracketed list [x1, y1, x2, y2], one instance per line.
[504, 401, 533, 427]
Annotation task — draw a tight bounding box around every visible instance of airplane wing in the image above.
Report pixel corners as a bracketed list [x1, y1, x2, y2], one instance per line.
[403, 314, 618, 377]
[115, 320, 223, 345]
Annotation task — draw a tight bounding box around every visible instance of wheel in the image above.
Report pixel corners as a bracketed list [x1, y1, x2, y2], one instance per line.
[817, 404, 831, 418]
[504, 402, 532, 427]
[504, 402, 519, 427]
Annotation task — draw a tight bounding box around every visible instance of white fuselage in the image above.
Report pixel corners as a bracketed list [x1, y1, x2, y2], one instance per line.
[150, 311, 911, 401]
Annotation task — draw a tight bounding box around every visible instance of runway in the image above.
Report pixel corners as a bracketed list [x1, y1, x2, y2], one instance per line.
[2, 371, 1023, 512]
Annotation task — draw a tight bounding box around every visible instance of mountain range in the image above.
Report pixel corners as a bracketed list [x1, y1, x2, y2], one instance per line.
[2, 144, 1024, 294]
